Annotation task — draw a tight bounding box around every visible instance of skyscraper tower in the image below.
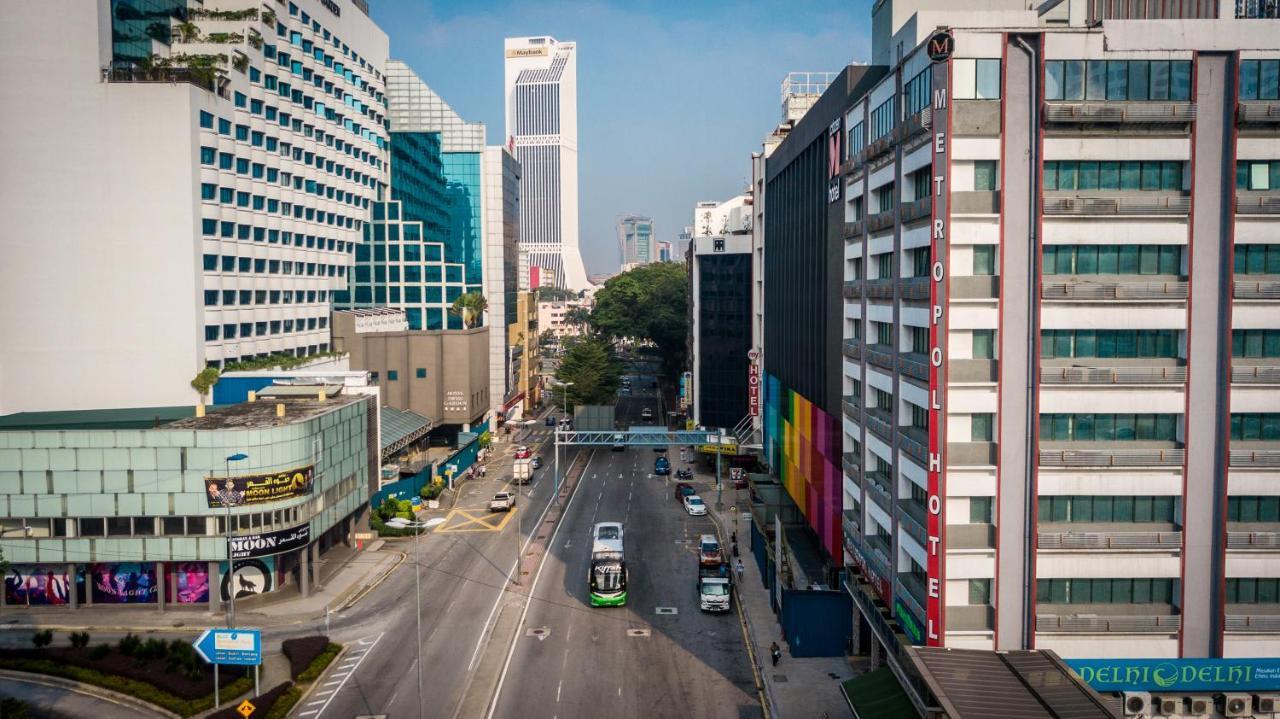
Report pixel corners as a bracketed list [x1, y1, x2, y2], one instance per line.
[504, 36, 590, 290]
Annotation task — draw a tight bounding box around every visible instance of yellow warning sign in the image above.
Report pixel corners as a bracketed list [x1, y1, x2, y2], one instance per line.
[237, 699, 255, 718]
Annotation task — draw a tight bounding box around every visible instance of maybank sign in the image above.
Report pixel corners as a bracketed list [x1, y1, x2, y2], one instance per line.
[1067, 658, 1280, 692]
[506, 47, 548, 58]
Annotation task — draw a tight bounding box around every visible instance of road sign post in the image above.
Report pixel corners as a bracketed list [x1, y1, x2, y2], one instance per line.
[193, 628, 264, 708]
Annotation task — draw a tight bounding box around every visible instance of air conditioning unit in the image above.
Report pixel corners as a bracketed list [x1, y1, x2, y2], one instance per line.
[1152, 696, 1179, 716]
[1223, 693, 1253, 717]
[1184, 697, 1212, 717]
[1258, 694, 1280, 714]
[1124, 691, 1151, 717]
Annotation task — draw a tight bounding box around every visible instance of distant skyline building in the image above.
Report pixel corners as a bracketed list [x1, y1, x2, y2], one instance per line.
[617, 214, 656, 268]
[504, 36, 590, 290]
[657, 241, 673, 262]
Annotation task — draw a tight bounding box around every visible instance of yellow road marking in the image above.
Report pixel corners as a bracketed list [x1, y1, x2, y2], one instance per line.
[434, 507, 518, 533]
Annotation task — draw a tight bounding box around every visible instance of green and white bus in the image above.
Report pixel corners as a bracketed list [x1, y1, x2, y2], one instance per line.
[590, 522, 627, 607]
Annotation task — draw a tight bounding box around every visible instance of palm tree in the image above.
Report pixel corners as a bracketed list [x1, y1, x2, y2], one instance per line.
[450, 292, 488, 329]
[563, 306, 592, 332]
[176, 21, 200, 43]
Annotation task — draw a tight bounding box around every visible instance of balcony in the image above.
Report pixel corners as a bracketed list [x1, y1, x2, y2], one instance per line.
[842, 394, 861, 418]
[898, 499, 928, 546]
[842, 452, 862, 481]
[949, 605, 994, 631]
[1238, 101, 1280, 125]
[1038, 447, 1185, 467]
[1233, 278, 1280, 300]
[901, 276, 930, 301]
[1227, 531, 1280, 549]
[1229, 449, 1280, 467]
[1232, 365, 1280, 384]
[864, 532, 892, 565]
[843, 280, 863, 299]
[895, 107, 932, 144]
[896, 573, 928, 620]
[948, 523, 995, 549]
[1043, 192, 1190, 216]
[1043, 101, 1196, 127]
[899, 426, 929, 465]
[844, 219, 865, 239]
[865, 279, 895, 300]
[1036, 613, 1181, 634]
[842, 339, 863, 361]
[1041, 279, 1188, 302]
[865, 411, 894, 444]
[1037, 529, 1182, 550]
[866, 344, 896, 371]
[105, 65, 229, 98]
[867, 209, 896, 234]
[855, 135, 893, 169]
[898, 352, 928, 382]
[900, 196, 932, 225]
[1236, 191, 1280, 214]
[948, 442, 997, 466]
[952, 190, 1001, 215]
[1225, 614, 1280, 633]
[843, 511, 862, 545]
[865, 471, 894, 507]
[1040, 365, 1187, 385]
[950, 359, 998, 383]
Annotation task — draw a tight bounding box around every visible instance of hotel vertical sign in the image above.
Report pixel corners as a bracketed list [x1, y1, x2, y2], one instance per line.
[828, 117, 842, 204]
[926, 32, 953, 647]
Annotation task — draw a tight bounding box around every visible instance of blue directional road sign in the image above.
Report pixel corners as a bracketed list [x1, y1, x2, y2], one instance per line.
[193, 628, 262, 666]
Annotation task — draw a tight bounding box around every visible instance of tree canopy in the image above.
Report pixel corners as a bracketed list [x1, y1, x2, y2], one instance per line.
[590, 262, 687, 378]
[552, 336, 621, 411]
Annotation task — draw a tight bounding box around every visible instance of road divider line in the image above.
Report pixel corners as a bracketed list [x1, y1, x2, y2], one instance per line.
[307, 632, 382, 718]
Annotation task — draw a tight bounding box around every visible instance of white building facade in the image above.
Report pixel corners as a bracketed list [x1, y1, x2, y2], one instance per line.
[484, 146, 522, 420]
[503, 36, 590, 290]
[0, 0, 389, 413]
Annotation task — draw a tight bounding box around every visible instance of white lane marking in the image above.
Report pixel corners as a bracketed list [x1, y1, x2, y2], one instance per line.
[556, 680, 562, 702]
[310, 632, 383, 718]
[487, 451, 599, 719]
[299, 711, 317, 717]
[617, 687, 622, 696]
[323, 680, 342, 686]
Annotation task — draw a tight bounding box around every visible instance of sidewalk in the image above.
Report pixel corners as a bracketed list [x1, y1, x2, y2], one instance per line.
[687, 466, 864, 719]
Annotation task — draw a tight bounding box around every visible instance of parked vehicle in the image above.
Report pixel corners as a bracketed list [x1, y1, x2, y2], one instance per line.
[731, 467, 748, 489]
[673, 482, 696, 501]
[559, 418, 572, 430]
[513, 458, 532, 485]
[488, 492, 515, 512]
[641, 408, 653, 421]
[676, 468, 693, 480]
[697, 562, 732, 613]
[654, 456, 671, 475]
[698, 534, 723, 566]
[514, 445, 531, 459]
[683, 495, 707, 516]
[545, 415, 556, 427]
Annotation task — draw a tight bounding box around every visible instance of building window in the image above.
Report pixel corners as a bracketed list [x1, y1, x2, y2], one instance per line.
[1044, 245, 1183, 275]
[970, 497, 993, 524]
[974, 160, 998, 191]
[909, 248, 930, 278]
[971, 413, 993, 441]
[1232, 329, 1280, 358]
[873, 184, 895, 213]
[1236, 160, 1280, 190]
[1041, 329, 1180, 359]
[908, 326, 929, 354]
[1230, 413, 1280, 440]
[1046, 60, 1191, 101]
[1040, 495, 1176, 523]
[872, 388, 894, 412]
[870, 98, 894, 141]
[416, 368, 426, 379]
[1240, 59, 1280, 101]
[387, 370, 398, 381]
[904, 68, 932, 116]
[969, 578, 992, 605]
[909, 403, 928, 431]
[1044, 161, 1182, 191]
[953, 59, 1002, 100]
[847, 120, 865, 158]
[1234, 244, 1280, 274]
[1041, 413, 1179, 442]
[972, 329, 995, 359]
[909, 168, 931, 201]
[874, 321, 893, 347]
[1228, 496, 1280, 522]
[875, 252, 892, 279]
[1037, 578, 1174, 604]
[973, 246, 997, 276]
[1227, 578, 1280, 604]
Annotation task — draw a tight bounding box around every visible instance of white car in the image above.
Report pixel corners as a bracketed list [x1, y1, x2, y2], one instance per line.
[683, 495, 707, 516]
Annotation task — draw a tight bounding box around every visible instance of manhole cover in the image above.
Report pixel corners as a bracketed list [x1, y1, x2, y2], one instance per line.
[626, 628, 650, 637]
[655, 607, 678, 615]
[773, 674, 789, 683]
[526, 627, 550, 639]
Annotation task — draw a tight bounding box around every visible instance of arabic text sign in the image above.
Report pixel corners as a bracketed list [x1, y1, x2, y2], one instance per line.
[229, 523, 311, 560]
[193, 628, 262, 666]
[206, 465, 314, 508]
[1067, 658, 1280, 692]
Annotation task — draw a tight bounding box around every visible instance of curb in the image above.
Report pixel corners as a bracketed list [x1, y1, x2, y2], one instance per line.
[335, 550, 406, 612]
[285, 644, 347, 718]
[707, 507, 776, 719]
[0, 668, 181, 719]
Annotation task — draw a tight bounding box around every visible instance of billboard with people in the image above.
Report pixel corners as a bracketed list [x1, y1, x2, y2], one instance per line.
[5, 565, 73, 606]
[88, 562, 158, 604]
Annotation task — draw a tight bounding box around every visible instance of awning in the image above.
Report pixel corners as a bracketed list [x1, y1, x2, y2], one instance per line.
[381, 406, 433, 459]
[841, 667, 915, 719]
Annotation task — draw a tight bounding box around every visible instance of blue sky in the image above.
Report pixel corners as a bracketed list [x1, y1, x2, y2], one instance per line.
[370, 0, 874, 275]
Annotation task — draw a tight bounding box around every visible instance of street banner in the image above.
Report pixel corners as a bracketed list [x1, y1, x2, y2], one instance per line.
[206, 465, 315, 508]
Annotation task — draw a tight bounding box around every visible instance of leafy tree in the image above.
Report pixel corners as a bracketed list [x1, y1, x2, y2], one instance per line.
[563, 306, 591, 329]
[553, 336, 621, 411]
[536, 287, 578, 302]
[450, 291, 488, 329]
[590, 262, 688, 378]
[190, 367, 220, 402]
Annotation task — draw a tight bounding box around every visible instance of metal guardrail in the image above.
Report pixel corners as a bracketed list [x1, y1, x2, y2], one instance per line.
[1043, 195, 1191, 216]
[1227, 531, 1280, 549]
[1225, 615, 1280, 633]
[842, 339, 863, 361]
[844, 220, 865, 239]
[865, 279, 895, 300]
[1230, 450, 1280, 467]
[866, 413, 894, 444]
[1039, 448, 1185, 467]
[895, 108, 932, 143]
[901, 277, 930, 301]
[843, 280, 862, 299]
[1233, 280, 1280, 299]
[1238, 101, 1280, 124]
[842, 453, 862, 482]
[842, 395, 861, 418]
[865, 471, 894, 506]
[899, 430, 928, 465]
[1232, 366, 1280, 384]
[1040, 366, 1186, 385]
[1041, 280, 1188, 301]
[1044, 101, 1196, 124]
[1037, 531, 1182, 550]
[866, 346, 896, 371]
[1036, 614, 1181, 633]
[1235, 193, 1280, 214]
[556, 429, 722, 446]
[898, 501, 928, 546]
[900, 196, 932, 225]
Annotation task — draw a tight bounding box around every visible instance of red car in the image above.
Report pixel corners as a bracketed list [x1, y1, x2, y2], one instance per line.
[731, 468, 749, 490]
[514, 445, 531, 459]
[674, 482, 696, 502]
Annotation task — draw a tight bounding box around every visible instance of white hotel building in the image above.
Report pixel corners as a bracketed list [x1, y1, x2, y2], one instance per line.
[0, 0, 388, 413]
[836, 0, 1280, 668]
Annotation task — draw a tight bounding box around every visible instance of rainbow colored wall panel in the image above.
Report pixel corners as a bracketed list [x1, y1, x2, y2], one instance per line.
[763, 373, 842, 559]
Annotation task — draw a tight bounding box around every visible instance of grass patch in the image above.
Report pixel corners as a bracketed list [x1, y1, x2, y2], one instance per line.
[0, 657, 252, 717]
[295, 643, 342, 684]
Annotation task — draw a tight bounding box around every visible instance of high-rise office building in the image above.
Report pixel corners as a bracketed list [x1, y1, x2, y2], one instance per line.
[0, 0, 389, 413]
[657, 241, 673, 262]
[690, 235, 752, 430]
[484, 146, 522, 420]
[504, 36, 590, 290]
[758, 0, 1280, 685]
[618, 215, 656, 268]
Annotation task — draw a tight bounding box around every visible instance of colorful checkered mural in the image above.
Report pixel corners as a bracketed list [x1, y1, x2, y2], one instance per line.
[763, 372, 843, 559]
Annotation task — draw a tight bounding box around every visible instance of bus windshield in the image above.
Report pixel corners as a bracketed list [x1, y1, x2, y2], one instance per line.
[592, 561, 625, 592]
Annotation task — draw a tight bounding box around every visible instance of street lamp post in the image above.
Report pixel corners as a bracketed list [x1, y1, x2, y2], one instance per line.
[219, 453, 249, 629]
[552, 381, 573, 503]
[385, 517, 428, 719]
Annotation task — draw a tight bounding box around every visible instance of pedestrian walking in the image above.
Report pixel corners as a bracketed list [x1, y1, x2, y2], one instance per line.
[770, 641, 782, 667]
[734, 558, 745, 583]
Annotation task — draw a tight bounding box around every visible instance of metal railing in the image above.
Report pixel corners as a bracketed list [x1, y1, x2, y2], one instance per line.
[1238, 101, 1280, 124]
[899, 428, 929, 465]
[843, 280, 862, 299]
[105, 66, 228, 98]
[901, 277, 930, 301]
[1227, 531, 1280, 549]
[1036, 614, 1181, 633]
[844, 220, 865, 239]
[865, 471, 894, 507]
[865, 279, 895, 300]
[1037, 531, 1182, 550]
[1229, 449, 1280, 467]
[898, 500, 928, 545]
[1040, 366, 1186, 385]
[895, 108, 932, 143]
[899, 353, 929, 382]
[1232, 365, 1280, 384]
[1235, 193, 1280, 214]
[1233, 279, 1280, 299]
[1039, 448, 1185, 467]
[866, 345, 896, 371]
[842, 453, 862, 482]
[1225, 615, 1280, 633]
[842, 394, 861, 418]
[900, 196, 932, 225]
[842, 339, 863, 361]
[866, 412, 894, 444]
[1043, 194, 1191, 216]
[896, 575, 928, 620]
[1043, 101, 1196, 124]
[867, 209, 896, 233]
[1041, 280, 1188, 301]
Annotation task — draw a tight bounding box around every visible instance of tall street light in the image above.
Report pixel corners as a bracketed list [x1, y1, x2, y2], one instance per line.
[385, 516, 428, 718]
[551, 381, 573, 502]
[219, 452, 249, 629]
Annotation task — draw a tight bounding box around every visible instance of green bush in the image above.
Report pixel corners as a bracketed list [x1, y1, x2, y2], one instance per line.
[370, 514, 413, 538]
[69, 631, 90, 649]
[295, 643, 342, 684]
[420, 482, 443, 500]
[376, 497, 399, 522]
[117, 632, 142, 656]
[88, 643, 110, 660]
[30, 630, 52, 649]
[0, 697, 30, 719]
[263, 685, 302, 719]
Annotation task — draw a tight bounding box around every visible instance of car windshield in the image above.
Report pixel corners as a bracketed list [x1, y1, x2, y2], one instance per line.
[688, 497, 704, 506]
[597, 526, 620, 540]
[701, 543, 718, 554]
[703, 583, 729, 596]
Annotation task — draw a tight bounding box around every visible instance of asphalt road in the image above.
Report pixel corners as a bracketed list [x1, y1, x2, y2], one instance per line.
[487, 378, 760, 719]
[0, 674, 166, 719]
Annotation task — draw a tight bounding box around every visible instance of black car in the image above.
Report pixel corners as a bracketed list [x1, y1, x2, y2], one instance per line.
[545, 415, 556, 427]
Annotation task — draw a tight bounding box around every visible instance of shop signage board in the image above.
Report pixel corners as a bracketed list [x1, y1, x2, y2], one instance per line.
[205, 465, 314, 508]
[1067, 658, 1280, 692]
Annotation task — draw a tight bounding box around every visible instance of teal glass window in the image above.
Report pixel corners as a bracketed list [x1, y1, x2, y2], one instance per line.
[218, 118, 231, 135]
[200, 183, 216, 200]
[387, 370, 398, 381]
[200, 146, 216, 165]
[199, 111, 214, 129]
[1230, 413, 1280, 440]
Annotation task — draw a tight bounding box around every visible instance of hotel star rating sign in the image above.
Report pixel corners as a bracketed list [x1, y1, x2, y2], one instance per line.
[193, 628, 263, 666]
